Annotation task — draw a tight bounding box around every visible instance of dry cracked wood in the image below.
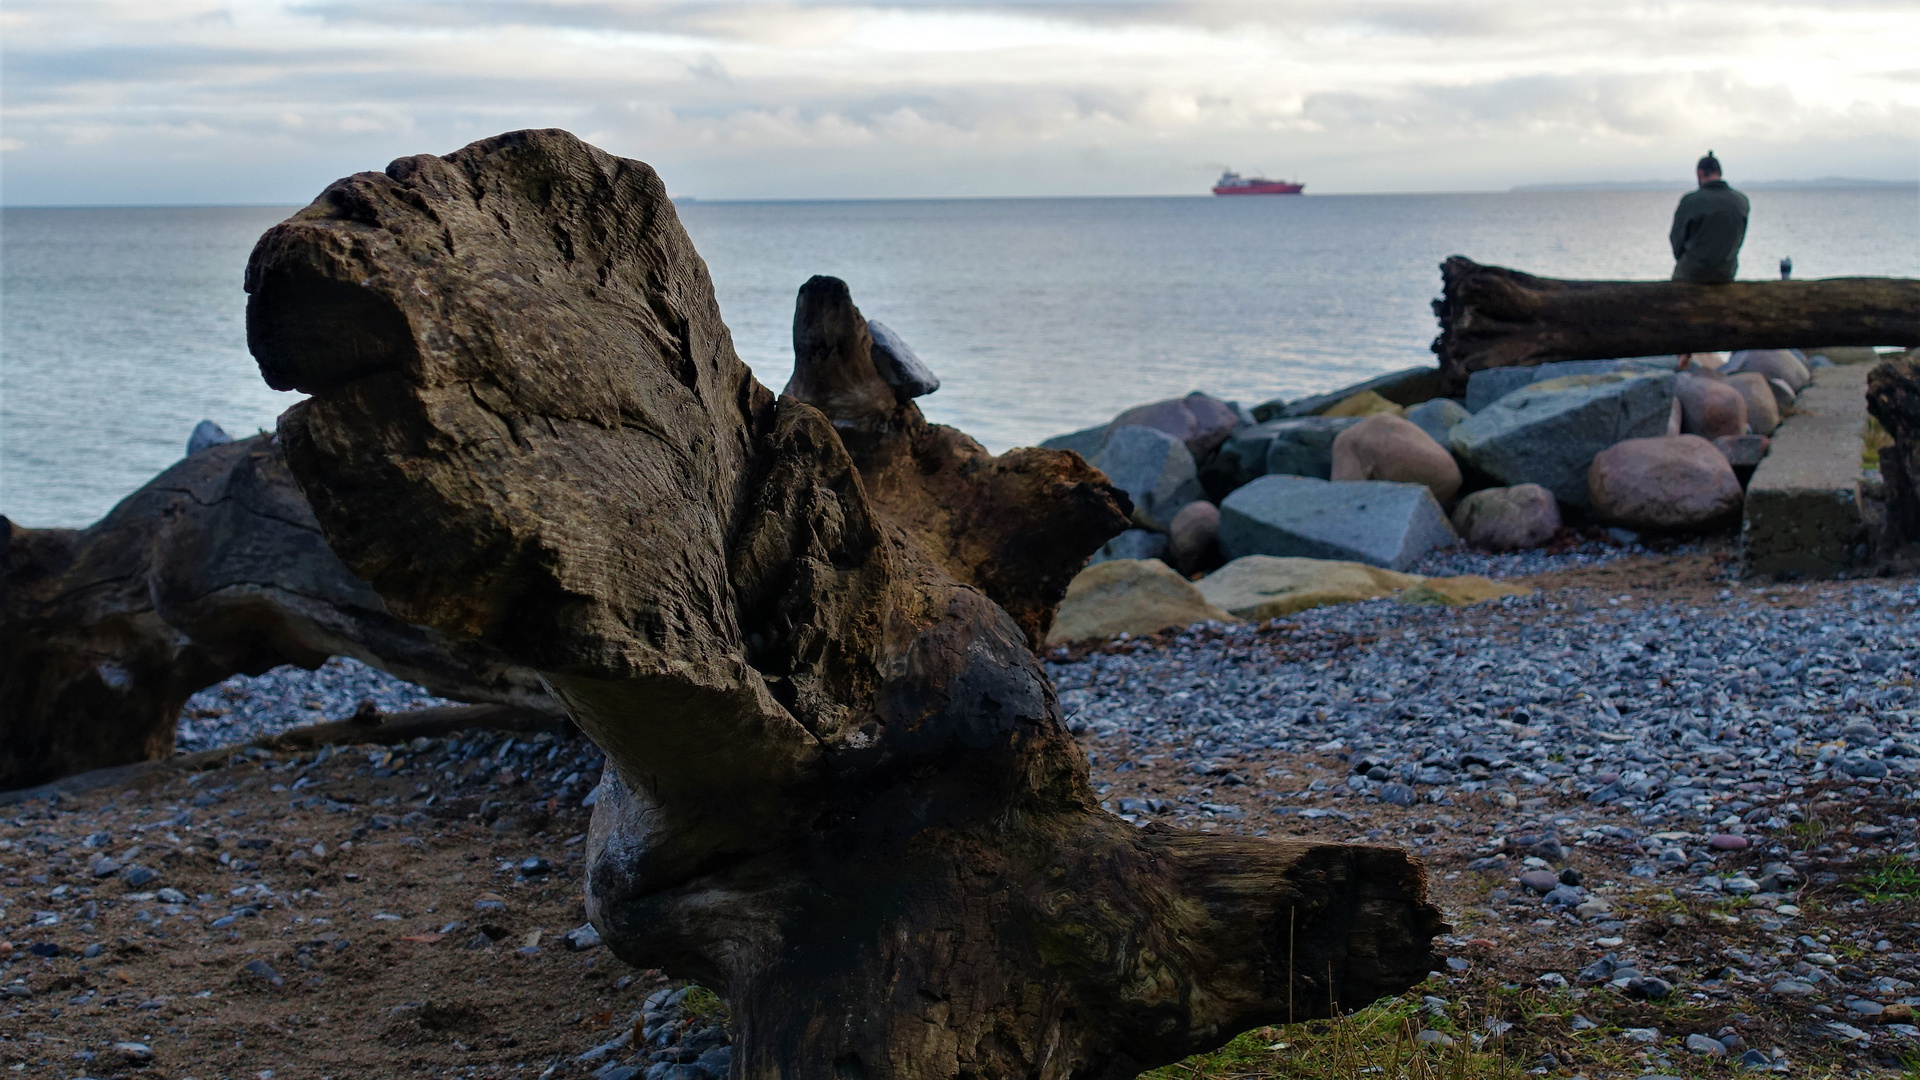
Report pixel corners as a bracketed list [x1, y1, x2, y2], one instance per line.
[1432, 256, 1920, 390]
[246, 128, 1444, 1080]
[1868, 353, 1920, 549]
[0, 436, 555, 789]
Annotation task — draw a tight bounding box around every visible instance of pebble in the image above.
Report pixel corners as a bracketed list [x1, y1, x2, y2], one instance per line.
[175, 655, 456, 752]
[1622, 1027, 1661, 1044]
[1708, 834, 1748, 851]
[1686, 1033, 1726, 1056]
[1517, 870, 1560, 894]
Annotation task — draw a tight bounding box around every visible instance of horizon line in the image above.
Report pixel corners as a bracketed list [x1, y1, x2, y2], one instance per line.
[3, 176, 1914, 211]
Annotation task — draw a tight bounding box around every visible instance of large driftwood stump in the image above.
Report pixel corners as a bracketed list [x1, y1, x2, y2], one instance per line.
[785, 273, 1133, 649]
[1868, 353, 1920, 548]
[245, 128, 1444, 1079]
[0, 436, 555, 790]
[1432, 256, 1920, 390]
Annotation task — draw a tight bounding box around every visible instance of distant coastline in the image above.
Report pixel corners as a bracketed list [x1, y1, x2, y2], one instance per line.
[1512, 178, 1920, 193]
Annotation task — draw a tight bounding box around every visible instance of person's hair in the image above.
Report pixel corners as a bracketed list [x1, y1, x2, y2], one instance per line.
[1697, 151, 1722, 176]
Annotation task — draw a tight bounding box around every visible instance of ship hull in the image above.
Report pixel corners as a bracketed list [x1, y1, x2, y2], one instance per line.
[1213, 181, 1304, 195]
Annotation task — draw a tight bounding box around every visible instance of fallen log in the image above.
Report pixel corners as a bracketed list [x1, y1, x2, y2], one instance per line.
[245, 128, 1445, 1079]
[0, 435, 559, 790]
[1432, 256, 1920, 391]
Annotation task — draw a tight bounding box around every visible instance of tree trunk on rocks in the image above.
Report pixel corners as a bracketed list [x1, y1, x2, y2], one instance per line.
[1868, 353, 1920, 547]
[244, 128, 1445, 1080]
[1432, 256, 1920, 391]
[0, 435, 557, 790]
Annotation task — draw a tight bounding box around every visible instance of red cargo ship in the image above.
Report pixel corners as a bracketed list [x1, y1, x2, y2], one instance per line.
[1212, 170, 1304, 195]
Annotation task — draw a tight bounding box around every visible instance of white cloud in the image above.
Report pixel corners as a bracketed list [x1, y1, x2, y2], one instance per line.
[2, 0, 1916, 204]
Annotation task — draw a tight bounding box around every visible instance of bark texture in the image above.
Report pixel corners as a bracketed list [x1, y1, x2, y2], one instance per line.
[1432, 256, 1920, 390]
[1868, 353, 1920, 548]
[784, 274, 1133, 649]
[245, 128, 1444, 1080]
[0, 436, 556, 790]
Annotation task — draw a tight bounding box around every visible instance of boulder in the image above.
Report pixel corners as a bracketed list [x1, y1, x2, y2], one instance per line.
[1713, 434, 1770, 468]
[1252, 366, 1445, 421]
[1196, 555, 1420, 620]
[1397, 576, 1533, 606]
[187, 420, 232, 456]
[1713, 433, 1770, 489]
[863, 321, 940, 400]
[1726, 349, 1810, 392]
[1165, 501, 1221, 575]
[1109, 392, 1245, 459]
[1726, 371, 1781, 435]
[1588, 435, 1743, 531]
[1039, 424, 1107, 461]
[1448, 370, 1676, 507]
[1199, 422, 1278, 497]
[1330, 414, 1462, 505]
[1218, 474, 1457, 571]
[1450, 484, 1561, 551]
[1685, 352, 1729, 372]
[1264, 416, 1361, 479]
[1094, 425, 1203, 531]
[1675, 373, 1749, 440]
[1321, 390, 1403, 419]
[1047, 559, 1235, 644]
[1087, 528, 1168, 566]
[1404, 398, 1470, 447]
[1463, 357, 1678, 413]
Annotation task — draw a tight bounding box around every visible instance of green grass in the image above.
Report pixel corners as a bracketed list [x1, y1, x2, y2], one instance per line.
[1140, 991, 1525, 1080]
[680, 984, 731, 1028]
[1850, 857, 1920, 902]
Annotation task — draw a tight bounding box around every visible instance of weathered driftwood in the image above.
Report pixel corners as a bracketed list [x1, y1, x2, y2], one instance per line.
[245, 128, 1444, 1080]
[785, 273, 1134, 649]
[1432, 256, 1920, 390]
[1868, 353, 1920, 548]
[0, 436, 556, 790]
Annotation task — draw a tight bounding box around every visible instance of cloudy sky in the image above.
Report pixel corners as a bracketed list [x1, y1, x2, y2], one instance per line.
[3, 0, 1917, 204]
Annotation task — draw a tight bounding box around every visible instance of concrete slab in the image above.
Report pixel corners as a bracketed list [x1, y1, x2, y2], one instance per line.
[1743, 363, 1870, 578]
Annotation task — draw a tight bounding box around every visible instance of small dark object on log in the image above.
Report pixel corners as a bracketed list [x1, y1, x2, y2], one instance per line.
[246, 128, 1445, 1080]
[1431, 256, 1920, 392]
[1867, 351, 1920, 548]
[0, 436, 558, 790]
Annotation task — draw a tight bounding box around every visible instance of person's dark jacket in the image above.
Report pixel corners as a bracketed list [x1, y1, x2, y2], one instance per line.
[1669, 179, 1749, 283]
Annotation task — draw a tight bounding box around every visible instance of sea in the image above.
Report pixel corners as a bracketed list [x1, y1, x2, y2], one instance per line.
[3, 187, 1916, 528]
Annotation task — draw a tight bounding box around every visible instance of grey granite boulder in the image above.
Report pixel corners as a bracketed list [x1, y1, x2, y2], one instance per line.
[1449, 370, 1676, 507]
[1218, 474, 1457, 571]
[1201, 416, 1356, 496]
[1040, 424, 1107, 461]
[1094, 424, 1203, 531]
[1265, 417, 1361, 479]
[1086, 528, 1169, 566]
[865, 320, 940, 400]
[187, 420, 233, 456]
[1403, 399, 1470, 447]
[1464, 357, 1680, 413]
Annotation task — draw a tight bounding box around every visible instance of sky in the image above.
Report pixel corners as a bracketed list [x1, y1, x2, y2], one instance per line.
[2, 0, 1918, 204]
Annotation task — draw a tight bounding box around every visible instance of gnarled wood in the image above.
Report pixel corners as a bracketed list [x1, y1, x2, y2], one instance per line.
[1868, 353, 1920, 548]
[1432, 255, 1920, 391]
[0, 436, 557, 790]
[784, 274, 1133, 649]
[246, 128, 1444, 1080]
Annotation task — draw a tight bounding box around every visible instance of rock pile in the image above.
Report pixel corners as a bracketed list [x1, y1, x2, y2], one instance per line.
[1041, 349, 1826, 643]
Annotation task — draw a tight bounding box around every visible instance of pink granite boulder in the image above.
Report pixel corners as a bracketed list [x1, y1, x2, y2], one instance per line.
[1588, 435, 1743, 531]
[1450, 483, 1562, 551]
[1330, 413, 1462, 506]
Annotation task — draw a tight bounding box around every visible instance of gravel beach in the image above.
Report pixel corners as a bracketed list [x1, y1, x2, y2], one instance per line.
[3, 544, 1917, 1077]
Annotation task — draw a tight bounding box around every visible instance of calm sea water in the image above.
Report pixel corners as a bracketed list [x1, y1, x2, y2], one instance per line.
[3, 189, 1915, 527]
